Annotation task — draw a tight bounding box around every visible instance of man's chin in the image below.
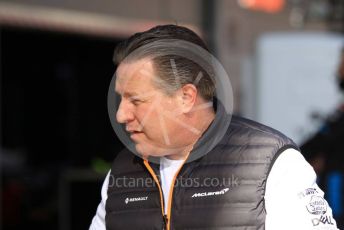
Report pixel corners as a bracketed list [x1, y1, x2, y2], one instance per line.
[134, 143, 151, 159]
[134, 143, 165, 159]
[134, 143, 184, 159]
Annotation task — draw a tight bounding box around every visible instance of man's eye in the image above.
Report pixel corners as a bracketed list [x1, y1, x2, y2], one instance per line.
[130, 98, 143, 105]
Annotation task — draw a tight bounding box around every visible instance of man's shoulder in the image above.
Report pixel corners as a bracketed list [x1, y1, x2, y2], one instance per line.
[110, 148, 144, 175]
[230, 115, 284, 135]
[226, 115, 297, 147]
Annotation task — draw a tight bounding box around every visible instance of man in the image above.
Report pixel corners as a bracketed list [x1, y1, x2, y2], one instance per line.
[90, 25, 338, 229]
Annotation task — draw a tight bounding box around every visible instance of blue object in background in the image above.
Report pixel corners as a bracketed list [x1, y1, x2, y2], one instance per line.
[327, 171, 343, 217]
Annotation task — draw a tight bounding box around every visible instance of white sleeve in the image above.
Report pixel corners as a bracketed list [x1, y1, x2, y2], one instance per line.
[89, 170, 111, 230]
[265, 148, 339, 230]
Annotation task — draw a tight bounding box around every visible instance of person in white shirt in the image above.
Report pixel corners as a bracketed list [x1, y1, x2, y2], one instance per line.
[90, 148, 338, 230]
[90, 24, 338, 230]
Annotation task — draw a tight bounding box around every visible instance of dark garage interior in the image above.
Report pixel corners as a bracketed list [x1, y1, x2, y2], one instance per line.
[1, 26, 123, 230]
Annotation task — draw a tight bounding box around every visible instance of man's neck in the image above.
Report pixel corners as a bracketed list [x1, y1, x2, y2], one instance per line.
[165, 110, 215, 160]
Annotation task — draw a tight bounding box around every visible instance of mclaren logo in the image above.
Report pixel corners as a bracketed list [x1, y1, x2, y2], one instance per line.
[191, 188, 230, 198]
[125, 196, 148, 204]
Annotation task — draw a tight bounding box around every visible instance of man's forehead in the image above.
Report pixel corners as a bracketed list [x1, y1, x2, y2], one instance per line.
[115, 58, 160, 95]
[116, 58, 156, 84]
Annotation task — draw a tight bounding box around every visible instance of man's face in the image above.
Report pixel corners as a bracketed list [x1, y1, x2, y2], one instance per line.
[115, 58, 188, 158]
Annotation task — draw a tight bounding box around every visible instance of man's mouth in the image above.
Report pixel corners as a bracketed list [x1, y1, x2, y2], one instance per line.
[126, 129, 142, 133]
[128, 130, 143, 139]
[130, 131, 142, 134]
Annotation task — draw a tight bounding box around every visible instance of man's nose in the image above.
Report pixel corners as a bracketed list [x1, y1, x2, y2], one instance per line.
[116, 100, 134, 124]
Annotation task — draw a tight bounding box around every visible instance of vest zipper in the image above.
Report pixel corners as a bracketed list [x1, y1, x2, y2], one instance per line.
[162, 214, 168, 230]
[143, 160, 166, 229]
[144, 154, 190, 230]
[165, 160, 187, 230]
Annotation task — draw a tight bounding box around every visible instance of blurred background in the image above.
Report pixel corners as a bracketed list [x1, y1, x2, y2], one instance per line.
[0, 0, 344, 229]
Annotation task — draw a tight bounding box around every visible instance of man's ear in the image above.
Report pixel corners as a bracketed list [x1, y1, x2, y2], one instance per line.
[180, 84, 197, 113]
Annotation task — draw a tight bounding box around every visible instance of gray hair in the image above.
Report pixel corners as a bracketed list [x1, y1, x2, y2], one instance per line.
[113, 25, 215, 101]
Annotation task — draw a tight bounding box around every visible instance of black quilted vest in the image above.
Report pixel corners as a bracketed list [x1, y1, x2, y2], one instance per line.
[105, 115, 298, 230]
